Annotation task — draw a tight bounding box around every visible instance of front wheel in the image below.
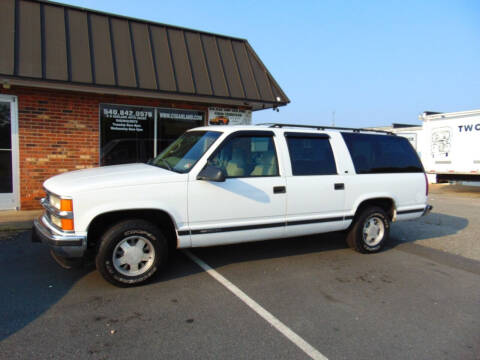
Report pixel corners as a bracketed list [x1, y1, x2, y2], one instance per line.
[346, 206, 390, 253]
[96, 219, 168, 287]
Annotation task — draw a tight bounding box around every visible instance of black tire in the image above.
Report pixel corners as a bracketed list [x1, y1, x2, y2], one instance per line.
[96, 219, 168, 287]
[346, 206, 390, 253]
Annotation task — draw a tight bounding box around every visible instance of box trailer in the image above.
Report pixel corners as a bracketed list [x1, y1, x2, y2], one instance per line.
[418, 110, 480, 182]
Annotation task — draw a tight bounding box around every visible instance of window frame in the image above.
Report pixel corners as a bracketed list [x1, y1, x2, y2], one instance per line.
[284, 132, 338, 176]
[206, 130, 281, 179]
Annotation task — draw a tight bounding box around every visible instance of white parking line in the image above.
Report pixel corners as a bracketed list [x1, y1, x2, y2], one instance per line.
[184, 250, 328, 360]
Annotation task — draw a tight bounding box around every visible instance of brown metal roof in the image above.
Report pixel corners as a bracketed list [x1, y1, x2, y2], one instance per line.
[0, 0, 289, 110]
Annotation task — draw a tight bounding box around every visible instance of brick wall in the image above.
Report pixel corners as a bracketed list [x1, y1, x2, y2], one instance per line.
[0, 86, 210, 209]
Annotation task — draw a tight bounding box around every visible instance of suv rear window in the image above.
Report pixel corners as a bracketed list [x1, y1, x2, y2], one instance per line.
[341, 132, 423, 174]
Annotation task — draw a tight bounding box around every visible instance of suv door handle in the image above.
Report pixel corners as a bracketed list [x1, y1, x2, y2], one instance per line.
[334, 183, 345, 190]
[273, 186, 286, 194]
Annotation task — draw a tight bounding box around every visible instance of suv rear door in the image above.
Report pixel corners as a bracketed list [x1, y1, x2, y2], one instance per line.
[283, 132, 351, 236]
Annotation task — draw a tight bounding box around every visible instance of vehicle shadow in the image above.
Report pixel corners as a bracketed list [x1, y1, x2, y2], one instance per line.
[0, 211, 469, 342]
[387, 212, 469, 248]
[156, 211, 470, 284]
[0, 231, 92, 341]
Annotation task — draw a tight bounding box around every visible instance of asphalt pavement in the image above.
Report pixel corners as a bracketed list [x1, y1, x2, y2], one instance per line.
[0, 190, 479, 360]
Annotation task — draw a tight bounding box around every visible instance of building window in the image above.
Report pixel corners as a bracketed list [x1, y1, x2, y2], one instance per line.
[157, 108, 204, 153]
[100, 104, 204, 166]
[0, 102, 13, 193]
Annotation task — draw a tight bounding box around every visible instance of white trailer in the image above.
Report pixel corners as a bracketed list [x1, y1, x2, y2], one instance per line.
[418, 109, 480, 183]
[393, 126, 424, 151]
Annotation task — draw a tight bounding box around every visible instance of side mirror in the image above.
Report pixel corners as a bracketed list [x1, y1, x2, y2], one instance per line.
[197, 165, 226, 182]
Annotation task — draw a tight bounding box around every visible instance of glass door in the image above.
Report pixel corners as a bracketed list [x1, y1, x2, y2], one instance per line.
[0, 96, 18, 210]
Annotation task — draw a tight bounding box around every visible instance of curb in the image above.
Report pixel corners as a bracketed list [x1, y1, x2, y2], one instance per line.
[0, 222, 33, 232]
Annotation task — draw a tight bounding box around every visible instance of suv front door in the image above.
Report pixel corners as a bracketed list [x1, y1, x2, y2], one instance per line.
[187, 131, 286, 247]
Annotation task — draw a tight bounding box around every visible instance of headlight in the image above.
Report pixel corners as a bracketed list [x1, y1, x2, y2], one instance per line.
[45, 192, 74, 231]
[49, 194, 61, 209]
[49, 194, 73, 212]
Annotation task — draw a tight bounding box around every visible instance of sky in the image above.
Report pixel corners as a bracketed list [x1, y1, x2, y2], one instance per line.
[60, 0, 480, 128]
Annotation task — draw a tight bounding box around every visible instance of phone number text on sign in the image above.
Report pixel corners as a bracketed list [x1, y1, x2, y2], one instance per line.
[101, 105, 154, 133]
[103, 108, 153, 120]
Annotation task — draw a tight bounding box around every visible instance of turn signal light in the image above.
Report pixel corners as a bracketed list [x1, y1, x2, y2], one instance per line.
[60, 199, 73, 212]
[61, 219, 74, 231]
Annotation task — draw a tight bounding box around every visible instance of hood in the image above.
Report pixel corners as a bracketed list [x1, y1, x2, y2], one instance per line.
[43, 163, 186, 196]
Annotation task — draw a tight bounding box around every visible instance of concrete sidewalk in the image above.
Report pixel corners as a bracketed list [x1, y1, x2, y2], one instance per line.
[0, 210, 43, 231]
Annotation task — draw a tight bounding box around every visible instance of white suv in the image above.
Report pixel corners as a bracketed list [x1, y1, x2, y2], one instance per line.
[33, 124, 432, 286]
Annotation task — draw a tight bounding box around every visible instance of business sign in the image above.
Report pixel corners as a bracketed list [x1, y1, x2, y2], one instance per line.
[158, 108, 204, 122]
[208, 107, 252, 126]
[100, 104, 155, 165]
[101, 104, 154, 133]
[100, 105, 206, 166]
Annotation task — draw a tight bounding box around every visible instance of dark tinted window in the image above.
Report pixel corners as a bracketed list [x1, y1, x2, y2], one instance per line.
[156, 108, 204, 153]
[100, 104, 154, 165]
[286, 135, 337, 175]
[341, 132, 423, 174]
[100, 105, 205, 166]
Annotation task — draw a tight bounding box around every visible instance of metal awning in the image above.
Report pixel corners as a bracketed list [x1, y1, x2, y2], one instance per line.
[0, 0, 289, 110]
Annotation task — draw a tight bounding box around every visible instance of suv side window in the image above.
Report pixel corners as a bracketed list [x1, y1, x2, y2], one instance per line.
[285, 133, 337, 175]
[341, 132, 424, 174]
[210, 135, 279, 177]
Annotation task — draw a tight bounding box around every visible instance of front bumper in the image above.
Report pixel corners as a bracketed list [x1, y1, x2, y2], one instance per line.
[32, 216, 87, 258]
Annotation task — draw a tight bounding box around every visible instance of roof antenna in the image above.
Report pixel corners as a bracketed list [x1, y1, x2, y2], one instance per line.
[332, 110, 335, 126]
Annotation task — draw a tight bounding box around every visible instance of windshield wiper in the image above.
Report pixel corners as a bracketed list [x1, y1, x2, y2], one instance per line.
[146, 158, 172, 171]
[160, 158, 172, 171]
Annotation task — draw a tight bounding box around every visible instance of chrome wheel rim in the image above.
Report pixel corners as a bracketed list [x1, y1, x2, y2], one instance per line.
[362, 215, 385, 247]
[112, 236, 155, 277]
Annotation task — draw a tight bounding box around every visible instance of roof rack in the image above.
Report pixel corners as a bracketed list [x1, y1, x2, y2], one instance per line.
[256, 123, 395, 135]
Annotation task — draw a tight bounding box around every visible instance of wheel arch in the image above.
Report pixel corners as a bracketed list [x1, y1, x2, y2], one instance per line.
[352, 197, 396, 221]
[86, 209, 178, 255]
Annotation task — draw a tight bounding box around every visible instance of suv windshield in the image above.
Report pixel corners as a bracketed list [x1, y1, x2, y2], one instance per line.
[149, 131, 221, 173]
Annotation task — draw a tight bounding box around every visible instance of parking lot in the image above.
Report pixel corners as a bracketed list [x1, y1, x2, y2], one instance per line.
[1, 185, 479, 360]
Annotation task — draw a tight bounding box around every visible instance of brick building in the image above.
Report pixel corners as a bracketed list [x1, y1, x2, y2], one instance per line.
[0, 0, 289, 210]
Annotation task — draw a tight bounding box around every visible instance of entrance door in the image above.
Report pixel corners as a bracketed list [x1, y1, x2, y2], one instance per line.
[0, 96, 19, 210]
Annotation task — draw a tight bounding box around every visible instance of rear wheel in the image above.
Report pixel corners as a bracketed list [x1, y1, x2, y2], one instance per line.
[346, 206, 390, 253]
[96, 219, 168, 287]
